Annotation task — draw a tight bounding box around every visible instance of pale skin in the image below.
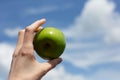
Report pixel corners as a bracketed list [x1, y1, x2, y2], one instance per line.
[8, 19, 62, 80]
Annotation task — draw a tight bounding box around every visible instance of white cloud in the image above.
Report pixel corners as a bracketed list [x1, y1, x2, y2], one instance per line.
[43, 65, 120, 80]
[4, 27, 22, 37]
[63, 0, 120, 69]
[66, 41, 101, 50]
[43, 66, 85, 80]
[0, 42, 15, 79]
[104, 27, 120, 43]
[63, 47, 120, 69]
[88, 68, 120, 80]
[0, 43, 14, 70]
[64, 0, 120, 43]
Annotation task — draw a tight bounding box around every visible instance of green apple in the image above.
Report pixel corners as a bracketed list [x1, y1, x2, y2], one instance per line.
[33, 27, 66, 60]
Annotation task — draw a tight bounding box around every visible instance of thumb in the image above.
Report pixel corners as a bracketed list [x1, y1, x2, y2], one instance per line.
[43, 58, 62, 72]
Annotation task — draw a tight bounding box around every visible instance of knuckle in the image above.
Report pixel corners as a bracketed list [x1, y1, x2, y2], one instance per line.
[12, 53, 18, 58]
[20, 47, 34, 57]
[12, 49, 18, 58]
[18, 30, 24, 35]
[12, 49, 19, 58]
[25, 27, 33, 33]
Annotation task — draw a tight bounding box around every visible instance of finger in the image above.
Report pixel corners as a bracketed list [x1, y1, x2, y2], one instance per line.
[35, 26, 43, 32]
[42, 58, 62, 72]
[23, 19, 46, 47]
[13, 30, 25, 57]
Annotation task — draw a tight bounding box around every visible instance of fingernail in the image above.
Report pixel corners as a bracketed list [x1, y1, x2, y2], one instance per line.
[40, 18, 46, 21]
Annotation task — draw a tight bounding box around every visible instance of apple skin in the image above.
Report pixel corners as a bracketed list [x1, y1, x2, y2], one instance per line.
[33, 27, 66, 60]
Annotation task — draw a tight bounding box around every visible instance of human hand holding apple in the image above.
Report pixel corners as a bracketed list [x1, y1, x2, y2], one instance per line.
[33, 27, 66, 60]
[9, 19, 63, 80]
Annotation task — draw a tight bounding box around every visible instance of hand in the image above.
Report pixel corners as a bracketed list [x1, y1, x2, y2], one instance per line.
[8, 19, 62, 80]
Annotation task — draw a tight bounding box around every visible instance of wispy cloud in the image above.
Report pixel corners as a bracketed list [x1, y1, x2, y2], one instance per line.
[63, 48, 120, 69]
[43, 65, 120, 80]
[23, 3, 74, 16]
[43, 66, 85, 80]
[88, 68, 120, 80]
[63, 0, 120, 69]
[4, 27, 22, 37]
[24, 6, 58, 15]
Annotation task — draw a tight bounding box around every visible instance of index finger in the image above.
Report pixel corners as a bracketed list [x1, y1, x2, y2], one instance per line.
[27, 19, 45, 32]
[23, 19, 46, 47]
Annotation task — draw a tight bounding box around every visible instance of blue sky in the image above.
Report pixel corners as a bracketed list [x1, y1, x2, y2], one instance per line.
[0, 0, 120, 80]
